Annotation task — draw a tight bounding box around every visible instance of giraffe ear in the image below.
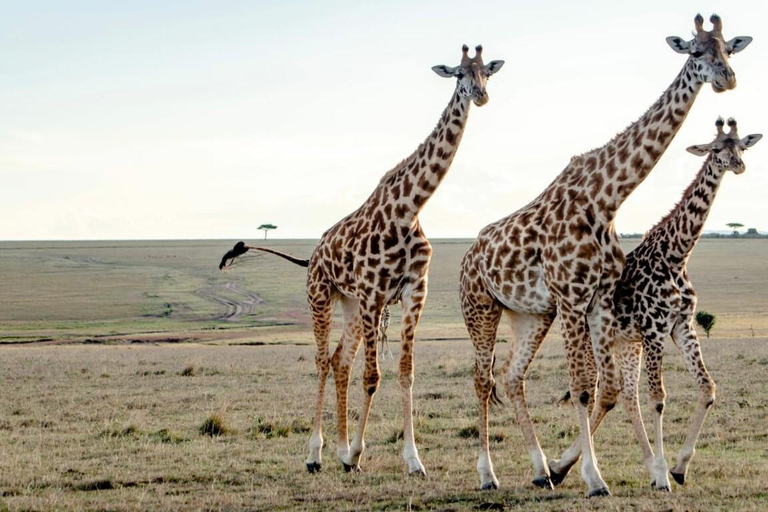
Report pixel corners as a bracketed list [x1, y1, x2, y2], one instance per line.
[485, 60, 505, 76]
[666, 36, 692, 54]
[742, 133, 763, 148]
[726, 36, 753, 54]
[686, 144, 711, 156]
[432, 65, 459, 78]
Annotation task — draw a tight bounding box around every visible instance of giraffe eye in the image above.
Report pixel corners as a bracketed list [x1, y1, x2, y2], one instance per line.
[691, 50, 703, 58]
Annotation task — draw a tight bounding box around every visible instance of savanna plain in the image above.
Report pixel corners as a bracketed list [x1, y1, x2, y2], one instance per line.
[1, 238, 767, 511]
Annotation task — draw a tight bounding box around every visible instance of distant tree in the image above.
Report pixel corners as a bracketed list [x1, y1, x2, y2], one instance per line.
[695, 311, 716, 339]
[726, 222, 744, 236]
[257, 224, 277, 240]
[746, 228, 759, 236]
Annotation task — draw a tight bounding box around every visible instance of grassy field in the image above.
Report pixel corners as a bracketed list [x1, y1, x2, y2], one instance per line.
[1, 238, 767, 511]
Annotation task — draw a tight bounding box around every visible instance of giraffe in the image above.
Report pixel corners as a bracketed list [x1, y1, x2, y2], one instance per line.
[458, 14, 751, 496]
[224, 45, 504, 475]
[549, 118, 762, 491]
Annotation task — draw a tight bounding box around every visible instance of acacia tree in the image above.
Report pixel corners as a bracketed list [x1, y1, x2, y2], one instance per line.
[726, 222, 744, 236]
[695, 311, 716, 339]
[258, 224, 277, 240]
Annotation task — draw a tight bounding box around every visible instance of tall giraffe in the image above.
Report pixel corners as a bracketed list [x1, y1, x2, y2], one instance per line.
[225, 45, 504, 475]
[459, 14, 751, 496]
[549, 118, 762, 491]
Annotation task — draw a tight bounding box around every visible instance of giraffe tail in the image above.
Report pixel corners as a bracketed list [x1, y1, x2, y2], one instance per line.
[219, 241, 310, 270]
[557, 390, 572, 406]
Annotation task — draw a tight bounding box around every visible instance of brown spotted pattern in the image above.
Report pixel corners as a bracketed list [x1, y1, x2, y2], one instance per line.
[304, 45, 504, 476]
[549, 118, 762, 491]
[460, 15, 749, 496]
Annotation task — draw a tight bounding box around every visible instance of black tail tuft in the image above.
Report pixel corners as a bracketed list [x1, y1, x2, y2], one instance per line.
[219, 241, 250, 270]
[558, 390, 572, 406]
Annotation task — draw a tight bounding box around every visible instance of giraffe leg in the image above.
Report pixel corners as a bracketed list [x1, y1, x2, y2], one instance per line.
[304, 281, 338, 473]
[342, 299, 384, 472]
[501, 311, 555, 489]
[669, 319, 716, 486]
[616, 339, 663, 490]
[398, 285, 428, 475]
[330, 297, 363, 465]
[550, 295, 620, 488]
[558, 305, 610, 497]
[643, 329, 672, 490]
[461, 285, 502, 490]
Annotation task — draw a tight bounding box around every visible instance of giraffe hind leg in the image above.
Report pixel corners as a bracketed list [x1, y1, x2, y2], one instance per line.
[305, 282, 338, 473]
[501, 310, 556, 489]
[461, 287, 502, 490]
[331, 297, 363, 466]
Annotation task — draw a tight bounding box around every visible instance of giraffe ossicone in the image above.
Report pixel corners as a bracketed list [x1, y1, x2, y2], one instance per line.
[459, 14, 750, 497]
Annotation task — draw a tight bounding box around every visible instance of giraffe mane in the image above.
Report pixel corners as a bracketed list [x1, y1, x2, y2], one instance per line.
[646, 156, 712, 235]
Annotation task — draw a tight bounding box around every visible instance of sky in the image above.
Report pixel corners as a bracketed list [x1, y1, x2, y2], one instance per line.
[1, 0, 766, 241]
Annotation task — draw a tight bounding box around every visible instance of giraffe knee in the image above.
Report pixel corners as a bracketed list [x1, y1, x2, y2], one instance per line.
[579, 390, 590, 406]
[655, 402, 664, 414]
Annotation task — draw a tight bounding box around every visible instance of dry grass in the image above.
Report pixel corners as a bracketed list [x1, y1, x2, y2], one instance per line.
[1, 239, 767, 510]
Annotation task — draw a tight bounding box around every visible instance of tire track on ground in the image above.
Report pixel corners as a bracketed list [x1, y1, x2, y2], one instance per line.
[196, 281, 264, 321]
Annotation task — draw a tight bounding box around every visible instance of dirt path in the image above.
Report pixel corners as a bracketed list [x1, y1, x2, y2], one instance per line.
[195, 281, 264, 321]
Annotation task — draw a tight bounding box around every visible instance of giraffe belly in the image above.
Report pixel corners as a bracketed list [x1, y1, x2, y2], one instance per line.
[487, 273, 555, 315]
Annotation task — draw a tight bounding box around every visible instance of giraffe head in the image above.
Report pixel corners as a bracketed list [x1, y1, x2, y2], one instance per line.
[686, 118, 762, 175]
[431, 45, 504, 106]
[666, 14, 752, 93]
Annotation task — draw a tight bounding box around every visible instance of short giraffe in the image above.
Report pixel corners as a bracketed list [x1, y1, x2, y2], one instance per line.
[224, 46, 503, 475]
[459, 14, 751, 496]
[551, 118, 762, 490]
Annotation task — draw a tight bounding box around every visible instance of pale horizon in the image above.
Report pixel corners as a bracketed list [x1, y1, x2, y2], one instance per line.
[2, 1, 766, 241]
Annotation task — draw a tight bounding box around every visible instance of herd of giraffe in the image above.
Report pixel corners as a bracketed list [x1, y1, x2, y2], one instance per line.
[219, 15, 762, 497]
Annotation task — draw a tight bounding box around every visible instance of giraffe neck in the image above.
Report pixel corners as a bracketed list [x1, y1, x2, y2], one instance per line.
[374, 88, 471, 224]
[570, 58, 704, 219]
[649, 158, 725, 264]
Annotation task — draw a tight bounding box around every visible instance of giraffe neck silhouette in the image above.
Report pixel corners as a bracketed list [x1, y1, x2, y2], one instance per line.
[562, 58, 704, 219]
[648, 158, 725, 264]
[373, 88, 471, 224]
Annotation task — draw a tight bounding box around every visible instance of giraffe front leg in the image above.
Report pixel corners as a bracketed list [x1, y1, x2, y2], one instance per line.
[398, 289, 427, 476]
[305, 283, 337, 473]
[342, 301, 383, 473]
[669, 321, 716, 486]
[548, 340, 597, 485]
[559, 306, 610, 498]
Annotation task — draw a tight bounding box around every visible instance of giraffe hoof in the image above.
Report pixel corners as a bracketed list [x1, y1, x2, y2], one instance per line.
[343, 463, 361, 473]
[532, 476, 554, 490]
[306, 462, 322, 474]
[481, 481, 499, 491]
[670, 471, 685, 485]
[547, 461, 570, 487]
[408, 468, 427, 477]
[586, 487, 612, 498]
